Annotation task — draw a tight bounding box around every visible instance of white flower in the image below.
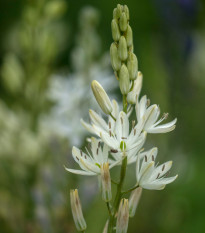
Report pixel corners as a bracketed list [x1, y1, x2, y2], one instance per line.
[81, 99, 119, 137]
[65, 137, 119, 176]
[136, 95, 177, 133]
[136, 147, 178, 190]
[100, 111, 146, 164]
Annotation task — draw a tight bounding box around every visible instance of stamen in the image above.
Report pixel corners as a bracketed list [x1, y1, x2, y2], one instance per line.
[162, 164, 165, 171]
[98, 141, 101, 148]
[134, 128, 136, 136]
[121, 117, 123, 125]
[80, 151, 83, 156]
[152, 155, 154, 161]
[145, 155, 147, 162]
[163, 113, 169, 119]
[146, 99, 150, 107]
[109, 121, 111, 129]
[111, 149, 118, 153]
[156, 173, 160, 179]
[76, 156, 79, 161]
[109, 130, 111, 137]
[96, 148, 99, 155]
[132, 120, 135, 129]
[121, 137, 127, 139]
[85, 155, 87, 159]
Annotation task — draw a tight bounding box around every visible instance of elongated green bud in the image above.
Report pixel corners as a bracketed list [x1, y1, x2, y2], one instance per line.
[117, 4, 123, 17]
[126, 25, 133, 47]
[124, 5, 130, 20]
[70, 189, 87, 232]
[127, 71, 143, 104]
[119, 64, 130, 95]
[111, 19, 120, 41]
[110, 43, 121, 71]
[129, 187, 142, 217]
[116, 199, 129, 233]
[119, 12, 128, 32]
[113, 7, 120, 20]
[127, 53, 138, 80]
[118, 36, 128, 61]
[101, 163, 112, 202]
[91, 80, 113, 115]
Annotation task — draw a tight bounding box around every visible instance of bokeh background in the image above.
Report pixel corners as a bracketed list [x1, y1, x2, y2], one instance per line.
[0, 0, 205, 232]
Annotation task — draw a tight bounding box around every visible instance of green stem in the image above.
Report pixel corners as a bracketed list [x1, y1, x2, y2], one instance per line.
[122, 184, 139, 195]
[110, 113, 117, 121]
[106, 202, 112, 216]
[123, 95, 127, 113]
[108, 156, 127, 233]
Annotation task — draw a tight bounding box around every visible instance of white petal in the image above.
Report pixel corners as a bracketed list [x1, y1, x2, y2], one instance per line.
[150, 161, 173, 181]
[140, 182, 166, 190]
[64, 167, 95, 176]
[144, 105, 158, 129]
[89, 109, 108, 132]
[148, 119, 176, 133]
[80, 119, 96, 135]
[100, 132, 119, 149]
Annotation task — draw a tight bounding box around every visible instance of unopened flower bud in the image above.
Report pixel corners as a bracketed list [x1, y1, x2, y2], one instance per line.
[113, 7, 120, 20]
[124, 5, 130, 20]
[119, 64, 130, 95]
[127, 53, 138, 80]
[127, 71, 143, 104]
[70, 189, 87, 232]
[110, 43, 121, 71]
[118, 36, 128, 61]
[119, 12, 128, 32]
[91, 80, 113, 115]
[111, 19, 120, 42]
[116, 199, 129, 233]
[129, 187, 142, 217]
[117, 4, 123, 17]
[101, 163, 112, 202]
[126, 25, 133, 47]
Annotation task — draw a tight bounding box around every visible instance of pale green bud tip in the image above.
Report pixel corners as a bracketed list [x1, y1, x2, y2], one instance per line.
[45, 0, 67, 18]
[129, 187, 142, 217]
[91, 80, 113, 115]
[124, 5, 130, 20]
[118, 36, 128, 61]
[111, 19, 120, 41]
[127, 53, 138, 80]
[116, 199, 129, 233]
[110, 43, 121, 71]
[70, 189, 87, 231]
[119, 64, 130, 95]
[101, 163, 112, 202]
[126, 25, 133, 47]
[120, 12, 128, 32]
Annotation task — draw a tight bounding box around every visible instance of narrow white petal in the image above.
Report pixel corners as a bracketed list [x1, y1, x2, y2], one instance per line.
[148, 124, 176, 134]
[89, 109, 108, 131]
[140, 182, 166, 190]
[100, 132, 119, 149]
[64, 167, 95, 176]
[144, 105, 158, 129]
[150, 161, 173, 181]
[80, 119, 96, 135]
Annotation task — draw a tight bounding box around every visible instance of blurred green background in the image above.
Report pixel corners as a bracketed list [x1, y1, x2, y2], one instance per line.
[0, 0, 205, 232]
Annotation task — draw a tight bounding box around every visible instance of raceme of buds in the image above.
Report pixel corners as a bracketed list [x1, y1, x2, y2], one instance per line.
[118, 36, 128, 61]
[70, 189, 87, 232]
[119, 64, 130, 95]
[116, 199, 129, 233]
[127, 53, 138, 80]
[91, 80, 113, 115]
[111, 19, 120, 41]
[100, 163, 112, 202]
[129, 187, 142, 217]
[127, 71, 143, 104]
[110, 43, 121, 71]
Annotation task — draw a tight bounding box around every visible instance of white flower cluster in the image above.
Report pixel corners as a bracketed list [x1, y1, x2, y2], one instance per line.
[67, 4, 178, 233]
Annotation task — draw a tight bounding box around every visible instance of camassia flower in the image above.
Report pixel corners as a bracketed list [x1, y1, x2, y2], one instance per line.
[136, 95, 177, 133]
[65, 137, 119, 176]
[100, 111, 147, 164]
[136, 147, 178, 190]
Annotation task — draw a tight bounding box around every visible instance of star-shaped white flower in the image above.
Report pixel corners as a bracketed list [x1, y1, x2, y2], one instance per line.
[100, 111, 147, 164]
[136, 95, 177, 133]
[136, 147, 178, 190]
[65, 137, 119, 176]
